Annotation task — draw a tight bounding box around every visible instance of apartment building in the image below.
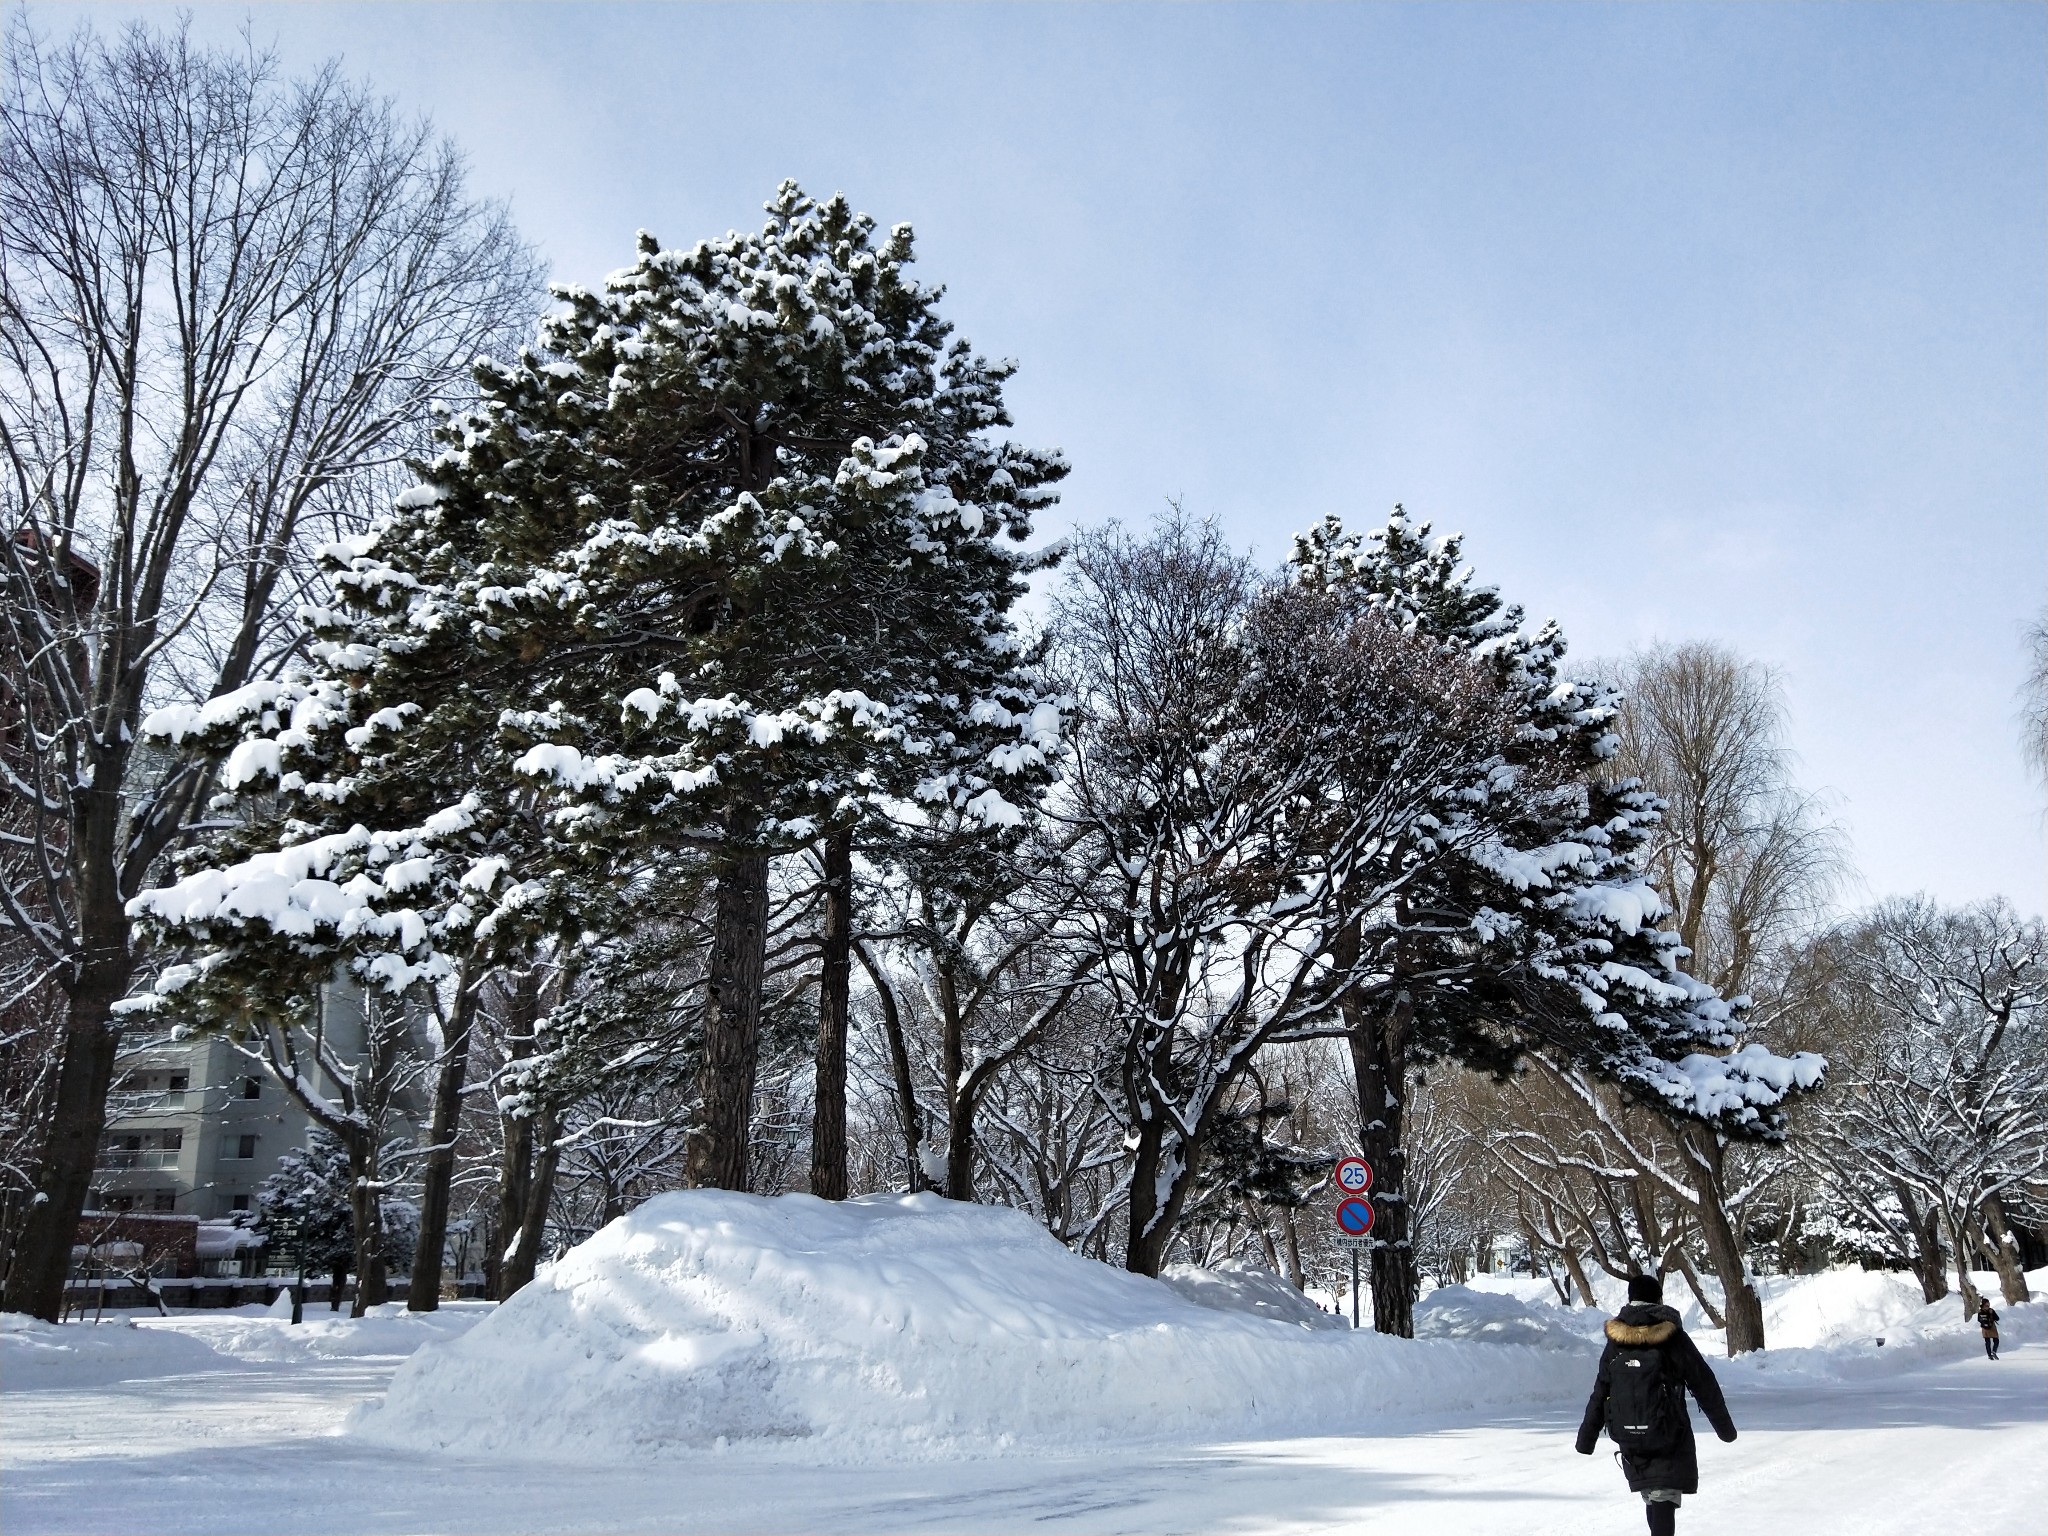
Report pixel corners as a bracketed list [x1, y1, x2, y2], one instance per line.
[91, 981, 428, 1222]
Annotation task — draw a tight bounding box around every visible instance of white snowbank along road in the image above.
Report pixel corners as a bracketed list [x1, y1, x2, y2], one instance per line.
[350, 1191, 2041, 1462]
[4, 1196, 2043, 1536]
[353, 1191, 1584, 1458]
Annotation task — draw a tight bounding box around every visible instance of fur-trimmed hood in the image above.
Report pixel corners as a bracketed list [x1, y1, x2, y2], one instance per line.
[1605, 1302, 1682, 1347]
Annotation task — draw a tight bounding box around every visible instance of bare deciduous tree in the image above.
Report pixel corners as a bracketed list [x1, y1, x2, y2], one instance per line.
[1803, 898, 2045, 1312]
[1606, 643, 1842, 1350]
[1494, 642, 1845, 1352]
[1607, 643, 1844, 999]
[2023, 612, 2048, 787]
[0, 17, 536, 1319]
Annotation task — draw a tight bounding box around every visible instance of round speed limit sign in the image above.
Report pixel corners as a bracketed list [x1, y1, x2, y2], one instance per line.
[1334, 1156, 1373, 1195]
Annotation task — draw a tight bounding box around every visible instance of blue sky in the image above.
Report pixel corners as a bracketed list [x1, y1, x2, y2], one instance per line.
[55, 1, 2048, 912]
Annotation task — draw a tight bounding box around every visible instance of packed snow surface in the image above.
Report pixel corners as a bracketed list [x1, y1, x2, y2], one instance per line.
[353, 1191, 1587, 1459]
[5, 1265, 2043, 1534]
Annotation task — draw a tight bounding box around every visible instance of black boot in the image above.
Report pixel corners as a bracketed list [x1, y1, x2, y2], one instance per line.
[1646, 1501, 1677, 1536]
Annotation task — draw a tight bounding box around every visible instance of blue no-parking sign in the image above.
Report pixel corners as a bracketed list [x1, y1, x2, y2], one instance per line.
[1335, 1196, 1375, 1235]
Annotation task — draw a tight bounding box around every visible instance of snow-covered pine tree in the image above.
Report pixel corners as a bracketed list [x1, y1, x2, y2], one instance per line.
[428, 186, 1066, 1191]
[256, 1129, 416, 1306]
[127, 185, 1066, 1211]
[1286, 509, 1825, 1336]
[256, 1132, 356, 1295]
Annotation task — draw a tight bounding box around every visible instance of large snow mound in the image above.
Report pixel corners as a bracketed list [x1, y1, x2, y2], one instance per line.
[1, 1312, 238, 1390]
[352, 1191, 1590, 1460]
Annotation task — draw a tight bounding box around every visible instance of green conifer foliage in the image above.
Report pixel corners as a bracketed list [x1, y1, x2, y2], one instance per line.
[129, 184, 1068, 1196]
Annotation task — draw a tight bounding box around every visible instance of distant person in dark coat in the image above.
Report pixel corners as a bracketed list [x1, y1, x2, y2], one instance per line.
[1976, 1298, 2001, 1359]
[1576, 1273, 1737, 1536]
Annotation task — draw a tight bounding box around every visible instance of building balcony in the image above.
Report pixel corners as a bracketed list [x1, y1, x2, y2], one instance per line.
[95, 1150, 183, 1171]
[111, 1091, 188, 1111]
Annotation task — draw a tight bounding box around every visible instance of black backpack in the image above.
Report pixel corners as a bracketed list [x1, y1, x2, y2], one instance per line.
[1606, 1340, 1682, 1453]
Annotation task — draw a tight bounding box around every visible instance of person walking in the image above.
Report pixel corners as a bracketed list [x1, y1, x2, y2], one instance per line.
[1576, 1274, 1737, 1536]
[1976, 1298, 2001, 1359]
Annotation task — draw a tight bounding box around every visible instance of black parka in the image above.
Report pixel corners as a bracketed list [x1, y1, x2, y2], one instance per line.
[1575, 1302, 1736, 1493]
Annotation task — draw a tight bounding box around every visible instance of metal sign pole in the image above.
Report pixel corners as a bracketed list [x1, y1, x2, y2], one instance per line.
[1331, 1156, 1376, 1330]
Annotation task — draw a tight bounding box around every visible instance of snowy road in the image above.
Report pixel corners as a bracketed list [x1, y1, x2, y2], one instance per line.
[4, 1333, 2041, 1535]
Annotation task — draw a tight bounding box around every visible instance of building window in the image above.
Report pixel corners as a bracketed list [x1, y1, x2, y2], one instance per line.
[168, 1073, 189, 1091]
[223, 1133, 258, 1160]
[241, 1076, 262, 1100]
[230, 1194, 251, 1212]
[152, 1191, 177, 1212]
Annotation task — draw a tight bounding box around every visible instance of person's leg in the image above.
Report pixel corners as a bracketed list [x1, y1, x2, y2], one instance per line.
[1643, 1490, 1680, 1536]
[1985, 1334, 1996, 1359]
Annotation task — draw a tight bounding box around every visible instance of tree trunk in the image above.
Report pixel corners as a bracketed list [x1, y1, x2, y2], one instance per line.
[1562, 1246, 1598, 1306]
[1120, 1025, 1183, 1277]
[1893, 1181, 1949, 1305]
[854, 942, 925, 1190]
[934, 932, 975, 1202]
[1347, 984, 1416, 1338]
[498, 1103, 561, 1297]
[347, 1136, 389, 1318]
[1122, 1120, 1175, 1278]
[1682, 1126, 1763, 1354]
[4, 974, 124, 1321]
[408, 974, 478, 1311]
[479, 1214, 500, 1301]
[491, 970, 539, 1302]
[1978, 1194, 2032, 1305]
[1669, 1245, 1728, 1330]
[1282, 1208, 1305, 1290]
[809, 831, 852, 1201]
[493, 1107, 532, 1302]
[1947, 1209, 1984, 1316]
[689, 845, 768, 1192]
[4, 825, 134, 1322]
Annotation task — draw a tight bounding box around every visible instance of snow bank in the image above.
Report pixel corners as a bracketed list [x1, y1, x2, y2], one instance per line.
[1415, 1285, 1597, 1349]
[163, 1301, 493, 1364]
[352, 1192, 1592, 1461]
[1458, 1267, 2046, 1373]
[1160, 1257, 1349, 1330]
[1, 1303, 495, 1391]
[0, 1313, 238, 1390]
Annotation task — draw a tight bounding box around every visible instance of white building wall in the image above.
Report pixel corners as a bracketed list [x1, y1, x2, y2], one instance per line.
[94, 981, 425, 1221]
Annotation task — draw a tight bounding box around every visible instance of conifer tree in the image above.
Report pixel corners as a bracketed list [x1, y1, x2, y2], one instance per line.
[1288, 509, 1825, 1333]
[127, 185, 1065, 1212]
